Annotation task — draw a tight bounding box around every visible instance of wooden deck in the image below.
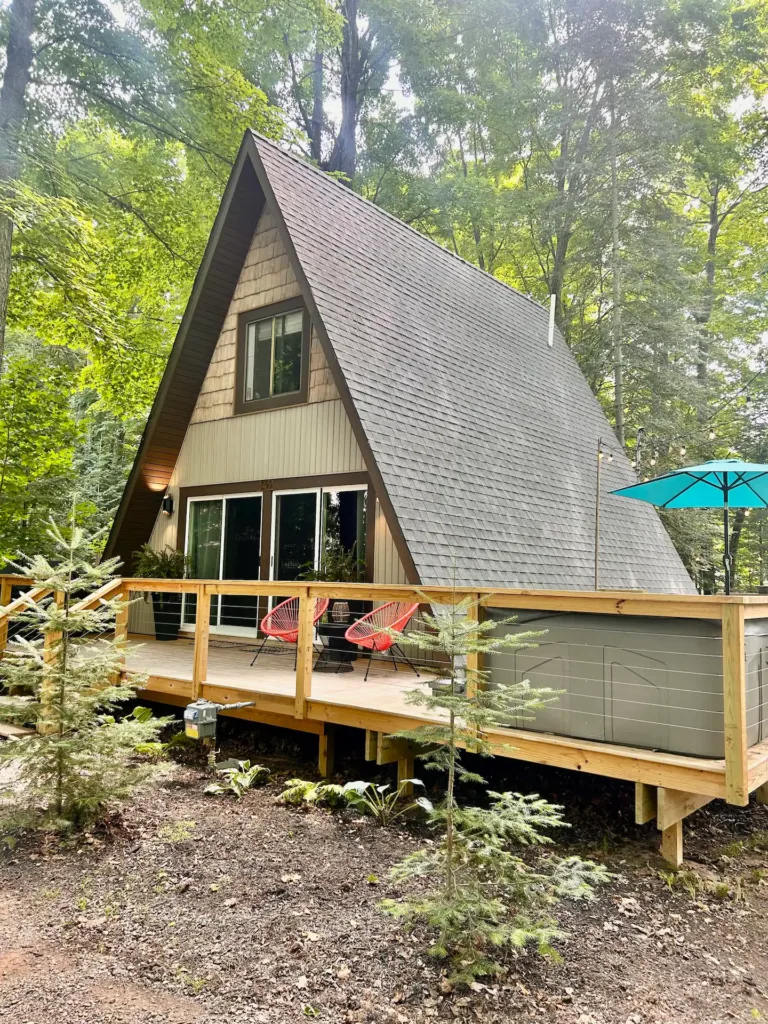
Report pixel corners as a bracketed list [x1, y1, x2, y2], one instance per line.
[7, 573, 768, 868]
[126, 634, 751, 804]
[127, 635, 437, 723]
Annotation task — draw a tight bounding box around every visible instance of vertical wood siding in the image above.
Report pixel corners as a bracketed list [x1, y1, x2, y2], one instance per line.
[373, 499, 408, 584]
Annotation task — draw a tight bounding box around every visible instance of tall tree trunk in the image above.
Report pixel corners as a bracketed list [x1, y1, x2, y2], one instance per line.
[549, 228, 571, 335]
[457, 132, 486, 270]
[327, 0, 360, 182]
[309, 50, 324, 164]
[0, 0, 36, 371]
[695, 181, 719, 418]
[610, 84, 624, 445]
[730, 508, 747, 582]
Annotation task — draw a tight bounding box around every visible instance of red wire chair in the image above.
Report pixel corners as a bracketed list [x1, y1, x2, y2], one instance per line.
[344, 601, 421, 681]
[250, 596, 329, 666]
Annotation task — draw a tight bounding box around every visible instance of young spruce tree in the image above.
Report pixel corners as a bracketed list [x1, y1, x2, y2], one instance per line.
[0, 521, 168, 830]
[380, 594, 610, 984]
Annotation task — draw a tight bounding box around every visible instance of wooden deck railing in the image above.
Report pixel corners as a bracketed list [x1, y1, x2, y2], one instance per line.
[4, 574, 768, 811]
[113, 577, 768, 808]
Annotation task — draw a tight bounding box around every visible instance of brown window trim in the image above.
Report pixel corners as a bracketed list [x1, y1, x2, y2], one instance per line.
[234, 297, 311, 415]
[177, 473, 375, 584]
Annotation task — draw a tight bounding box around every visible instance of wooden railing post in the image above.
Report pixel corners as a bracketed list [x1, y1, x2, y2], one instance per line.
[192, 583, 210, 700]
[113, 582, 129, 683]
[465, 592, 482, 699]
[39, 590, 64, 735]
[0, 577, 12, 655]
[722, 603, 749, 806]
[295, 587, 315, 719]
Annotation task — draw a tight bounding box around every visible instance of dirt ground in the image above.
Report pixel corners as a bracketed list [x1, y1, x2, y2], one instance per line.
[2, 721, 768, 1024]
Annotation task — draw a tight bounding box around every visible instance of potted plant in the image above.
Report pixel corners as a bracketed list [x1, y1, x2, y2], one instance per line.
[132, 544, 189, 642]
[300, 545, 367, 670]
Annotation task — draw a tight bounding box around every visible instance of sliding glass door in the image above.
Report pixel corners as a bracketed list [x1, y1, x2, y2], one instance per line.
[272, 490, 320, 581]
[180, 483, 367, 633]
[183, 493, 262, 635]
[270, 485, 367, 584]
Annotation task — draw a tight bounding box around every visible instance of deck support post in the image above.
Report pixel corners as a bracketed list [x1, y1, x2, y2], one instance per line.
[0, 577, 12, 655]
[397, 755, 415, 795]
[637, 784, 713, 866]
[192, 584, 210, 700]
[722, 604, 749, 806]
[318, 723, 335, 778]
[660, 820, 683, 868]
[756, 782, 768, 805]
[295, 588, 314, 719]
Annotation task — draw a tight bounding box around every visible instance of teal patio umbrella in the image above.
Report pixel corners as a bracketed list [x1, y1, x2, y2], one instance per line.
[611, 459, 768, 595]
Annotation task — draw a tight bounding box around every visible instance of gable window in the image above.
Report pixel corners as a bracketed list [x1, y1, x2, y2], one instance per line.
[235, 298, 310, 414]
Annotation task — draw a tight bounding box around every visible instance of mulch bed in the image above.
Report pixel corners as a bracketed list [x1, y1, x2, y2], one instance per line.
[2, 723, 768, 1023]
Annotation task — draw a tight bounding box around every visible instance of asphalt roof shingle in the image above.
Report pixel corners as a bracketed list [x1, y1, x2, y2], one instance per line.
[253, 132, 694, 594]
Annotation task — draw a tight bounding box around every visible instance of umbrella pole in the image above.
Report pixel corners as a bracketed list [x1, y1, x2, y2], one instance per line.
[723, 502, 731, 596]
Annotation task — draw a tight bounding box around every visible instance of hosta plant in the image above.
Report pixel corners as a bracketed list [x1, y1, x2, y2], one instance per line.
[342, 778, 431, 826]
[278, 778, 348, 808]
[204, 760, 270, 798]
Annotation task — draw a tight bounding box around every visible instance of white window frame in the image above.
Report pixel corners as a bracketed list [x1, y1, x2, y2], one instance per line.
[182, 491, 263, 637]
[268, 484, 368, 610]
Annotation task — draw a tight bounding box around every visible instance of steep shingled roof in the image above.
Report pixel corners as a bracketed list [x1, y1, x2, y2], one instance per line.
[106, 131, 694, 593]
[250, 133, 693, 592]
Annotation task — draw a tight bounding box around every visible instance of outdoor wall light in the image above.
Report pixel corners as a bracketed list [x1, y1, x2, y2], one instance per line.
[161, 494, 174, 516]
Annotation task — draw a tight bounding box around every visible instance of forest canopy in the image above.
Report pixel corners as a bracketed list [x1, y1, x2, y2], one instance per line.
[0, 0, 766, 590]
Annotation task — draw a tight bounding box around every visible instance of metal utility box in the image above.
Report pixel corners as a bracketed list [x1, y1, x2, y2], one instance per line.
[486, 611, 768, 759]
[184, 700, 218, 740]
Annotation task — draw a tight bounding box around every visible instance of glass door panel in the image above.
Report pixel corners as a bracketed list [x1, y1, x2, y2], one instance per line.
[321, 488, 367, 576]
[183, 499, 222, 626]
[220, 496, 262, 630]
[272, 491, 319, 581]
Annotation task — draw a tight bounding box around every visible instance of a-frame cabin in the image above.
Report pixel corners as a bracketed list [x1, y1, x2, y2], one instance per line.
[105, 130, 693, 632]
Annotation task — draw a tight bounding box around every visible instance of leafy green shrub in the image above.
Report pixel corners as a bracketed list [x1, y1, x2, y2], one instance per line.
[342, 778, 430, 826]
[0, 523, 170, 830]
[204, 760, 270, 798]
[132, 543, 188, 578]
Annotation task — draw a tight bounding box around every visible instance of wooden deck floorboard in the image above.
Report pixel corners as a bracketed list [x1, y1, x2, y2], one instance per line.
[126, 635, 436, 720]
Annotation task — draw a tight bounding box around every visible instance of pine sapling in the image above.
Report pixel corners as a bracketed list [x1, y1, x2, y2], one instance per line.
[379, 592, 610, 983]
[0, 521, 169, 830]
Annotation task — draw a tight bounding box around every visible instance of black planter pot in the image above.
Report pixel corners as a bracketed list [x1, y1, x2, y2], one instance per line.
[151, 591, 183, 641]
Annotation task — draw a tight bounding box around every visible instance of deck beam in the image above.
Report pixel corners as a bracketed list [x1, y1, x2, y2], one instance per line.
[635, 782, 657, 824]
[656, 787, 713, 831]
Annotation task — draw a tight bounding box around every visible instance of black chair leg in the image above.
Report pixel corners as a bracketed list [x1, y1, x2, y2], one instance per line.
[364, 650, 373, 682]
[250, 636, 268, 666]
[394, 643, 420, 678]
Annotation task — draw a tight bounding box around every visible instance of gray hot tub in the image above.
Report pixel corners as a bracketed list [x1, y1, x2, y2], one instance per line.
[486, 611, 768, 759]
